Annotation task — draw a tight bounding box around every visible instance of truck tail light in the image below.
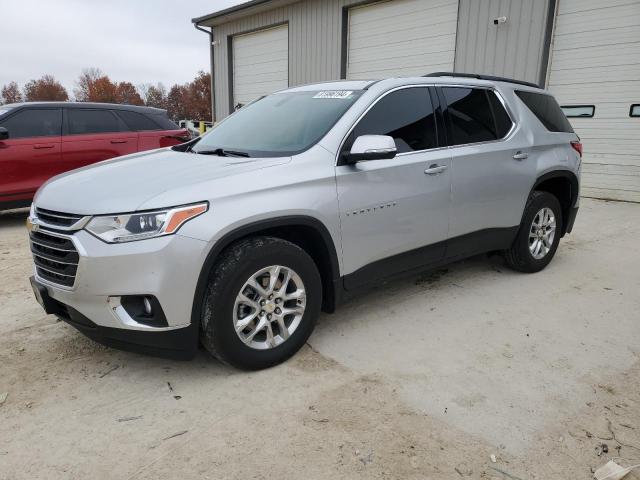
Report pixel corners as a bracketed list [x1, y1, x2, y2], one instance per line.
[570, 141, 583, 158]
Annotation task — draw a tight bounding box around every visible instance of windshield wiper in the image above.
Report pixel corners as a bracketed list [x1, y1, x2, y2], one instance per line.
[194, 148, 250, 158]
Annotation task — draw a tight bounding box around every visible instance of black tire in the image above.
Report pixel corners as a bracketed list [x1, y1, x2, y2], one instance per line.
[200, 236, 322, 370]
[503, 191, 563, 273]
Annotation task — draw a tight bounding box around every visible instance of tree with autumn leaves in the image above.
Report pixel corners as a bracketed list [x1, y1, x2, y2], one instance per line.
[1, 69, 211, 121]
[2, 76, 68, 103]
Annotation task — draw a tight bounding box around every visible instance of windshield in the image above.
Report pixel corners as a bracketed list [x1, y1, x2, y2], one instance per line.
[192, 90, 363, 157]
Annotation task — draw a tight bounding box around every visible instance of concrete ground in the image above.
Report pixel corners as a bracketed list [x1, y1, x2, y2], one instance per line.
[0, 198, 639, 480]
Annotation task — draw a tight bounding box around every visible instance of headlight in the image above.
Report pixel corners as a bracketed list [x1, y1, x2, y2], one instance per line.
[85, 202, 208, 243]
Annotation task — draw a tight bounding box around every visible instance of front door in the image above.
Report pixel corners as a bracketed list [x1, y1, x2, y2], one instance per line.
[336, 87, 451, 289]
[0, 108, 62, 204]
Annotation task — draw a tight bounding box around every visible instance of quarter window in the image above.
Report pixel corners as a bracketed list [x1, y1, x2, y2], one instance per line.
[441, 87, 500, 145]
[116, 110, 161, 131]
[630, 104, 640, 118]
[487, 91, 513, 138]
[515, 90, 574, 133]
[346, 87, 437, 154]
[67, 109, 121, 135]
[0, 108, 62, 139]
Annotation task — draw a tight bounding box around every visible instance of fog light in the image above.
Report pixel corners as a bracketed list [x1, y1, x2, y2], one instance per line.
[120, 295, 168, 327]
[143, 297, 153, 315]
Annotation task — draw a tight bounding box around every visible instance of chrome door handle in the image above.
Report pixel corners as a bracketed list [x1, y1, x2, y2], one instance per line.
[424, 164, 448, 175]
[513, 151, 529, 160]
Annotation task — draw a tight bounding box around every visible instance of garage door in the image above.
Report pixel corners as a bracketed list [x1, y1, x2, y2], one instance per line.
[232, 24, 288, 108]
[547, 0, 640, 202]
[346, 0, 458, 79]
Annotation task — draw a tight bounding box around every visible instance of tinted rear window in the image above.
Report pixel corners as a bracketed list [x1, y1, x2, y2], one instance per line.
[515, 90, 574, 133]
[116, 110, 161, 131]
[68, 109, 121, 135]
[442, 87, 498, 145]
[149, 113, 179, 130]
[0, 108, 62, 138]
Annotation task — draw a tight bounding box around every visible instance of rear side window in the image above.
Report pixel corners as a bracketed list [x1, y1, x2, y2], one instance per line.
[441, 87, 500, 145]
[515, 90, 574, 132]
[0, 108, 62, 139]
[67, 109, 121, 135]
[347, 87, 437, 153]
[116, 110, 160, 131]
[149, 113, 179, 130]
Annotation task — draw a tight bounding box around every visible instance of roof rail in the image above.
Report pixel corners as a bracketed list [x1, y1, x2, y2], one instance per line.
[424, 72, 541, 89]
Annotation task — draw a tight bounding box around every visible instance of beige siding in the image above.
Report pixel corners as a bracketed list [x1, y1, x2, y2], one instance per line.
[209, 0, 460, 119]
[548, 0, 640, 202]
[455, 0, 551, 84]
[206, 0, 554, 119]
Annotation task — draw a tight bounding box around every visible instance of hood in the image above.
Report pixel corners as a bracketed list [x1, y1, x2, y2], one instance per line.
[34, 148, 291, 214]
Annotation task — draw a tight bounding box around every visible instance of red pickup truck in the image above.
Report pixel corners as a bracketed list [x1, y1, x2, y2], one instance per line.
[0, 102, 190, 210]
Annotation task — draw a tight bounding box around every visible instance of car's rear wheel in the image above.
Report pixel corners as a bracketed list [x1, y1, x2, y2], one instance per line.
[503, 191, 563, 273]
[200, 236, 321, 370]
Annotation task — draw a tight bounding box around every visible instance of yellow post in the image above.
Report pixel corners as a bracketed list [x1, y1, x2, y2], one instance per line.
[198, 121, 205, 135]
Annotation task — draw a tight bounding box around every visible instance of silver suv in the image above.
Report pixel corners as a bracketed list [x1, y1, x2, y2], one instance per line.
[28, 73, 581, 369]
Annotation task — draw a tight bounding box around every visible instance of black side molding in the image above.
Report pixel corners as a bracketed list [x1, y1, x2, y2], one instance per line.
[343, 226, 519, 292]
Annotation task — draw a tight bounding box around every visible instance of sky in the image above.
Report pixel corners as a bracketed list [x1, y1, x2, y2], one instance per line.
[0, 0, 246, 96]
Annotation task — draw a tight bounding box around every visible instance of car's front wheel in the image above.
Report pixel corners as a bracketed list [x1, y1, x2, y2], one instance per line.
[200, 236, 322, 370]
[503, 190, 563, 273]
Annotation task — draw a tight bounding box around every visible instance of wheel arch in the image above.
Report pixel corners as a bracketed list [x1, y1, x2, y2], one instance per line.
[190, 216, 342, 337]
[531, 170, 579, 236]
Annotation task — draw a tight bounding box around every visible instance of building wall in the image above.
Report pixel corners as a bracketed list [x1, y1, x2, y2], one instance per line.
[454, 0, 552, 85]
[208, 0, 552, 119]
[210, 0, 355, 119]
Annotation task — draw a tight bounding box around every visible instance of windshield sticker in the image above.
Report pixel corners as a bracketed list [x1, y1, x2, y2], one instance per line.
[313, 91, 354, 99]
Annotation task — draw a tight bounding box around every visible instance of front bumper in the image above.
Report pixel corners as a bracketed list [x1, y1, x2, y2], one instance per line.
[31, 277, 197, 359]
[30, 230, 209, 359]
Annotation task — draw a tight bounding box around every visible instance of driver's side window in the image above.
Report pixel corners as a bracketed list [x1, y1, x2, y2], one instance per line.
[343, 87, 437, 155]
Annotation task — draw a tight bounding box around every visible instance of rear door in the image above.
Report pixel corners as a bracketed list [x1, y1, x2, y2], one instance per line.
[0, 107, 62, 202]
[439, 86, 534, 248]
[336, 86, 451, 287]
[62, 108, 138, 171]
[115, 110, 188, 150]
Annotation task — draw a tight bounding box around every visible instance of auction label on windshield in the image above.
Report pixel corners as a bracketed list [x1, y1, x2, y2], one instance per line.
[313, 91, 354, 99]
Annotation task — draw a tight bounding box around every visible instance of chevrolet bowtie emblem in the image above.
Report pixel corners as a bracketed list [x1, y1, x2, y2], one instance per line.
[26, 218, 39, 233]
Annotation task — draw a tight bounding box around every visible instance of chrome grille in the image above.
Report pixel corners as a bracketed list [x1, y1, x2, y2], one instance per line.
[35, 208, 84, 228]
[30, 228, 79, 288]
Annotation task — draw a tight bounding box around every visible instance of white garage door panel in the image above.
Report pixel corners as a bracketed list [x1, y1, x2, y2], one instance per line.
[548, 0, 640, 202]
[347, 0, 458, 79]
[558, 0, 635, 13]
[233, 25, 288, 107]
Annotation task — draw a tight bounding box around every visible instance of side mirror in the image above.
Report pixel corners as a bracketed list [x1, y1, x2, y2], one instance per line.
[0, 127, 8, 141]
[342, 135, 397, 164]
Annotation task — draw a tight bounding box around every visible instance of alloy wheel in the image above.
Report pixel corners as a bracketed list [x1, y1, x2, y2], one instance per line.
[233, 265, 306, 350]
[529, 207, 556, 260]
